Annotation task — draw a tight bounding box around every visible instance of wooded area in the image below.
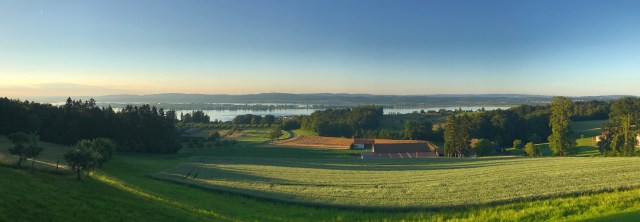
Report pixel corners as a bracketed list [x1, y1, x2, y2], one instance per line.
[0, 97, 180, 153]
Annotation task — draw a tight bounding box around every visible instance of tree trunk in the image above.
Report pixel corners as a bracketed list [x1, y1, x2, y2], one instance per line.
[17, 155, 23, 167]
[31, 159, 35, 173]
[76, 168, 81, 180]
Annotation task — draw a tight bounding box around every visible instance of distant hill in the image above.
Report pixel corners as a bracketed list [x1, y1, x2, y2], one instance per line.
[26, 93, 634, 106]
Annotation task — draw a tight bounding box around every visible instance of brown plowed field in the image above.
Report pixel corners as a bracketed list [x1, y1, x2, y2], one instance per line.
[278, 135, 428, 149]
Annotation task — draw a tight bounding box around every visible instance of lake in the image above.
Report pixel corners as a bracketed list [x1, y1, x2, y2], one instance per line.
[175, 106, 511, 121]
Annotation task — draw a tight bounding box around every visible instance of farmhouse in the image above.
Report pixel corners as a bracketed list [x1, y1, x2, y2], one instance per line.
[361, 142, 439, 159]
[352, 139, 375, 150]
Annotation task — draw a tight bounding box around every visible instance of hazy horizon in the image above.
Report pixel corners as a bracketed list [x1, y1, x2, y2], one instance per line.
[2, 0, 640, 97]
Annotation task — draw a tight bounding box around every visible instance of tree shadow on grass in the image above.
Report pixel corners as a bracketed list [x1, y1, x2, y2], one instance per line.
[175, 155, 529, 172]
[158, 162, 297, 185]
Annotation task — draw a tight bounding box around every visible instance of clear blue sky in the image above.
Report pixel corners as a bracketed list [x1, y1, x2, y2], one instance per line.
[1, 0, 639, 97]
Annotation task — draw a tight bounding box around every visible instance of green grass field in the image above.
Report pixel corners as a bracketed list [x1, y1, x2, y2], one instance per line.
[4, 119, 640, 221]
[5, 152, 640, 221]
[292, 129, 318, 136]
[234, 128, 290, 143]
[155, 156, 640, 209]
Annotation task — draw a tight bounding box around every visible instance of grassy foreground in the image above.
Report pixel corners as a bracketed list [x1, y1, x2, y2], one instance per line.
[3, 147, 640, 221]
[155, 156, 640, 209]
[3, 121, 640, 221]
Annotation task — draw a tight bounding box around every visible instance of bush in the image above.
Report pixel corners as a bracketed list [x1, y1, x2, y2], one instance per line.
[473, 139, 496, 157]
[513, 139, 523, 149]
[525, 142, 540, 157]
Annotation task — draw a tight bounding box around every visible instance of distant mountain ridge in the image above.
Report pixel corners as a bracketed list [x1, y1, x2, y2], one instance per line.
[26, 93, 635, 106]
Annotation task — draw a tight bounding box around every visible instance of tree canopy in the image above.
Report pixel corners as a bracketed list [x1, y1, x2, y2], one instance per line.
[0, 97, 181, 153]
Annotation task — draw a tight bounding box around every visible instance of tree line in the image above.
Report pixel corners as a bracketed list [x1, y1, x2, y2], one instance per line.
[232, 114, 276, 125]
[444, 104, 554, 156]
[0, 97, 181, 153]
[298, 106, 384, 138]
[444, 97, 638, 157]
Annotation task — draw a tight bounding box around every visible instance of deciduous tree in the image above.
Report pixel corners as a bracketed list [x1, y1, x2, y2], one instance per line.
[548, 97, 576, 156]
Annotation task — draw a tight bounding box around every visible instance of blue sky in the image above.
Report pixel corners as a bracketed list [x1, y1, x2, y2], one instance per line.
[1, 0, 639, 97]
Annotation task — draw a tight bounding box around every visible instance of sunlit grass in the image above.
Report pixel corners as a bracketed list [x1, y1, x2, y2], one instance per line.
[4, 118, 640, 221]
[156, 156, 640, 209]
[235, 128, 290, 143]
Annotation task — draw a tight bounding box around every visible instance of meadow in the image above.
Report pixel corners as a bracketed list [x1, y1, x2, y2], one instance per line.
[155, 156, 640, 209]
[4, 121, 640, 221]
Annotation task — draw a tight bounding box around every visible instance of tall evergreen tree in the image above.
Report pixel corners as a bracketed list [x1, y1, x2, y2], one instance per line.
[444, 115, 471, 157]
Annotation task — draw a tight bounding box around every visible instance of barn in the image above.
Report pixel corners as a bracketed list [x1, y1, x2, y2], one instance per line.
[361, 142, 439, 159]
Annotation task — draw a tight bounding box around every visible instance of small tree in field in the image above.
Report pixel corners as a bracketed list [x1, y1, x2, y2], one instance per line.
[8, 132, 43, 171]
[64, 148, 86, 180]
[524, 142, 540, 157]
[513, 139, 523, 150]
[25, 134, 44, 173]
[65, 139, 110, 180]
[8, 132, 29, 167]
[91, 138, 116, 168]
[269, 126, 284, 141]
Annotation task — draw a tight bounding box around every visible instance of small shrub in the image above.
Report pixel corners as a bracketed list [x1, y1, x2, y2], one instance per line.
[525, 142, 540, 157]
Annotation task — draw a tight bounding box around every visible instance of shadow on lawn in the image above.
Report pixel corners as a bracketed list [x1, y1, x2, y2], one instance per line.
[174, 155, 527, 172]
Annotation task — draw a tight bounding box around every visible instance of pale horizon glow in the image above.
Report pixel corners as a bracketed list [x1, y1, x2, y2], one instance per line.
[1, 0, 640, 98]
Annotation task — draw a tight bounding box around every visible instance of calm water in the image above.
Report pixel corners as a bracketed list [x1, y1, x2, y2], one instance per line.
[176, 106, 510, 121]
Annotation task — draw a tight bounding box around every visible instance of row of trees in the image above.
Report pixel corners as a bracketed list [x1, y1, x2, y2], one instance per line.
[444, 104, 554, 157]
[6, 131, 116, 179]
[0, 97, 181, 153]
[299, 106, 384, 137]
[181, 110, 209, 123]
[443, 97, 577, 157]
[232, 114, 276, 125]
[443, 97, 639, 157]
[7, 132, 44, 172]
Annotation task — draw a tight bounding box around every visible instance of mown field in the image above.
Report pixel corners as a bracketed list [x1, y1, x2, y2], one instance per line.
[4, 120, 640, 221]
[155, 156, 640, 209]
[3, 141, 640, 221]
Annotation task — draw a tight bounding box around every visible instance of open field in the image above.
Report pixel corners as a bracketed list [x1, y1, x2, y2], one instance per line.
[4, 119, 640, 221]
[155, 156, 640, 209]
[2, 143, 640, 221]
[292, 129, 318, 136]
[278, 135, 353, 148]
[227, 128, 290, 143]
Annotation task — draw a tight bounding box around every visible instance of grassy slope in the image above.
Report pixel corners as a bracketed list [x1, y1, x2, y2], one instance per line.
[234, 128, 290, 144]
[4, 145, 640, 221]
[0, 165, 214, 222]
[3, 119, 640, 221]
[156, 156, 640, 209]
